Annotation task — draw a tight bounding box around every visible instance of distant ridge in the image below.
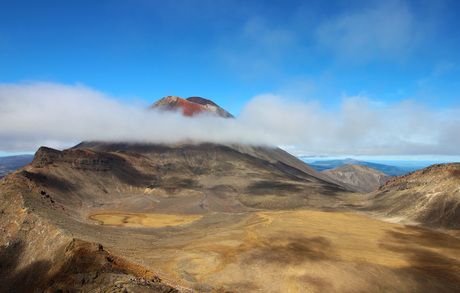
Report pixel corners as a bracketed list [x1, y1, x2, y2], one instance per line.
[309, 158, 407, 176]
[322, 164, 392, 193]
[0, 154, 34, 178]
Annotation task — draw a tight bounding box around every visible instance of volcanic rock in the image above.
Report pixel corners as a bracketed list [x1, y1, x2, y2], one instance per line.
[148, 95, 233, 118]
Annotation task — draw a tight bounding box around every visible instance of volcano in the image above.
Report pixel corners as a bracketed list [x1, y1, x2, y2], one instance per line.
[148, 95, 234, 118]
[1, 97, 460, 292]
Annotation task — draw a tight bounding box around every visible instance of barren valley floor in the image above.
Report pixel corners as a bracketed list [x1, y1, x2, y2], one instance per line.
[83, 209, 460, 292]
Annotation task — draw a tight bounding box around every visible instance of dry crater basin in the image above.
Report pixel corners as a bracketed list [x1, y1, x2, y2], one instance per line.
[84, 209, 460, 292]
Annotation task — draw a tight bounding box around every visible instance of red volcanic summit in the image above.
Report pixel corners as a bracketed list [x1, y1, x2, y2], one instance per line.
[148, 95, 234, 118]
[186, 96, 217, 106]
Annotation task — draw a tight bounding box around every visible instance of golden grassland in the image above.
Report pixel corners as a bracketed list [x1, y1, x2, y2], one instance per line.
[89, 210, 460, 292]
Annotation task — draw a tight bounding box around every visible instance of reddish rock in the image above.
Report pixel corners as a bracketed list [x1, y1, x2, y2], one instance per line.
[148, 96, 233, 118]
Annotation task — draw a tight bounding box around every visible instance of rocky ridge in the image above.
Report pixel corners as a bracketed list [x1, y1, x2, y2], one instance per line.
[367, 163, 460, 230]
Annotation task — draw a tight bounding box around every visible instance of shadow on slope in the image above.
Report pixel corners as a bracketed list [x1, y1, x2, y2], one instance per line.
[27, 143, 354, 215]
[0, 241, 52, 293]
[246, 236, 335, 265]
[33, 147, 156, 188]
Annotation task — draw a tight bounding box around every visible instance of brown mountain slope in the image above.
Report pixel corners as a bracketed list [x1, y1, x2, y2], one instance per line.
[322, 164, 392, 193]
[366, 163, 460, 230]
[0, 173, 180, 293]
[62, 142, 351, 213]
[2, 146, 460, 292]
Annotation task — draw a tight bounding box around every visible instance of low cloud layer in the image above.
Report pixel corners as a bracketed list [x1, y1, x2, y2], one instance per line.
[1, 82, 459, 157]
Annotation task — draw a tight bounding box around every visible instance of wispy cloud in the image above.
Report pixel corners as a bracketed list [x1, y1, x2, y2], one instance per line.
[217, 17, 297, 79]
[0, 82, 459, 158]
[315, 0, 422, 62]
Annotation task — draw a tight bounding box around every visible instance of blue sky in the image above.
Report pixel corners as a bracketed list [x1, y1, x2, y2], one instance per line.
[1, 0, 460, 161]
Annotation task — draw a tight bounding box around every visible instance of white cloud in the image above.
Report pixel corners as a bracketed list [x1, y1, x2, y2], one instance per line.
[315, 0, 422, 62]
[0, 82, 459, 158]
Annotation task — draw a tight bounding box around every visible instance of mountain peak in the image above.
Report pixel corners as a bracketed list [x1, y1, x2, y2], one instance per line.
[344, 158, 360, 164]
[148, 95, 234, 118]
[186, 96, 217, 106]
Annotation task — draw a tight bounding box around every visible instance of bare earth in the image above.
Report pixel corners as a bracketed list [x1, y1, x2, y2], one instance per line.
[84, 209, 460, 292]
[2, 144, 460, 292]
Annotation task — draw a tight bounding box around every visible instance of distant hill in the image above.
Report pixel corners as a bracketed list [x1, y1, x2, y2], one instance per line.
[0, 154, 34, 178]
[322, 164, 392, 193]
[309, 158, 407, 177]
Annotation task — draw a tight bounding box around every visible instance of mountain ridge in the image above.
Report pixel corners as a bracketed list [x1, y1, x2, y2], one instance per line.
[366, 163, 460, 231]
